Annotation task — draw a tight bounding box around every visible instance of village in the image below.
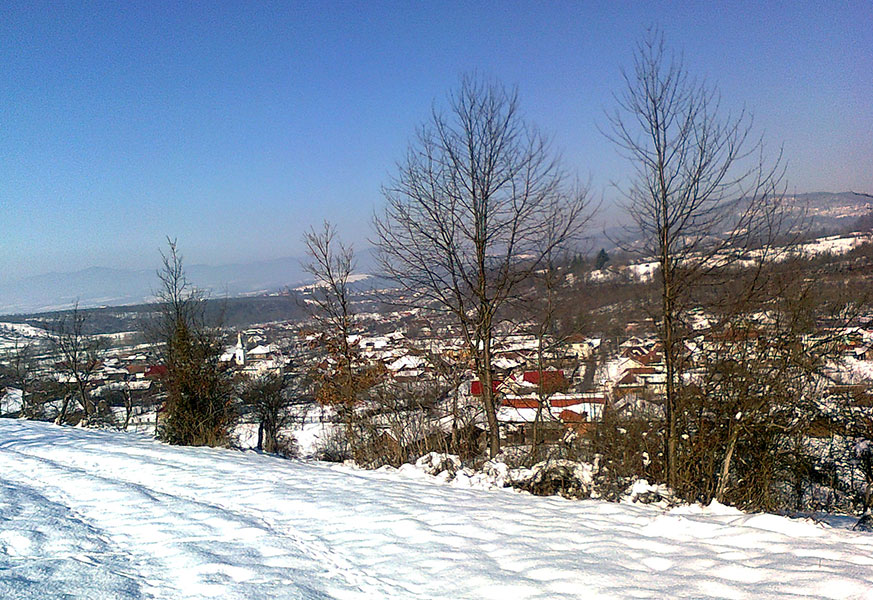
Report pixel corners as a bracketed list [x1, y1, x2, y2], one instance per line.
[3, 4, 873, 597]
[4, 289, 873, 470]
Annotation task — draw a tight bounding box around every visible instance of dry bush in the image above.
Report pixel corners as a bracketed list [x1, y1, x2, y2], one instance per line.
[579, 408, 664, 501]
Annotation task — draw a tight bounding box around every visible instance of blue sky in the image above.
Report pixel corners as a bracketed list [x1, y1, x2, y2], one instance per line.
[2, 1, 871, 281]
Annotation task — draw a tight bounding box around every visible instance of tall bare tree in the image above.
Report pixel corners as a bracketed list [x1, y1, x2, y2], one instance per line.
[374, 75, 590, 457]
[303, 221, 381, 459]
[303, 221, 356, 392]
[605, 31, 785, 487]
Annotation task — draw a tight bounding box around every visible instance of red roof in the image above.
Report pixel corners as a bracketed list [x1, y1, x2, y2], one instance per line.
[470, 379, 503, 396]
[501, 395, 606, 408]
[559, 409, 587, 422]
[618, 372, 640, 385]
[622, 346, 647, 358]
[636, 352, 660, 365]
[502, 398, 540, 409]
[552, 396, 606, 407]
[627, 367, 656, 375]
[145, 365, 168, 378]
[522, 370, 566, 386]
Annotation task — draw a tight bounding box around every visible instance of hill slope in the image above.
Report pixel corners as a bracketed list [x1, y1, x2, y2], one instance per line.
[0, 420, 871, 599]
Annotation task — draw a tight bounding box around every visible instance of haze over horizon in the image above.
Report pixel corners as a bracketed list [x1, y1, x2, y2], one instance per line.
[2, 1, 871, 283]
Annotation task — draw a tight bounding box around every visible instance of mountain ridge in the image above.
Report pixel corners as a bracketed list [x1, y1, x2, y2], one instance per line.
[2, 192, 869, 315]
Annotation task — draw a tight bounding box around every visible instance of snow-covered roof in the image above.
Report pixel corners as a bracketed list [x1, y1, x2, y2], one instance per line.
[249, 344, 278, 356]
[492, 357, 522, 370]
[387, 355, 426, 372]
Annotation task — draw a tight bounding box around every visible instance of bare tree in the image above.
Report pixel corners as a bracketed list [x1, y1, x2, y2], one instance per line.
[605, 30, 786, 487]
[303, 221, 356, 394]
[239, 371, 305, 455]
[303, 221, 381, 459]
[374, 75, 590, 457]
[50, 302, 105, 424]
[1, 338, 40, 418]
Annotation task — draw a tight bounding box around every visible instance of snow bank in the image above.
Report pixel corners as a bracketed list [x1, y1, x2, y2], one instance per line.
[404, 453, 594, 498]
[624, 478, 674, 505]
[1, 420, 872, 599]
[1, 387, 23, 415]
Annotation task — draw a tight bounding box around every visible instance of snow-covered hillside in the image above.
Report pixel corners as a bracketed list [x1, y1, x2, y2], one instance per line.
[1, 421, 872, 600]
[0, 322, 49, 353]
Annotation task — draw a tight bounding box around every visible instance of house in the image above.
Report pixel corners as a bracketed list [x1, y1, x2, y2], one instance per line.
[144, 365, 168, 379]
[126, 364, 149, 378]
[566, 335, 601, 360]
[386, 355, 430, 382]
[621, 342, 661, 364]
[470, 379, 503, 396]
[522, 369, 567, 387]
[354, 336, 391, 351]
[614, 368, 666, 399]
[248, 344, 279, 362]
[497, 392, 606, 444]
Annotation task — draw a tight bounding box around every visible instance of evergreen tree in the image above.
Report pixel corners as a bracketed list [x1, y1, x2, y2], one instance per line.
[595, 248, 610, 270]
[152, 239, 233, 446]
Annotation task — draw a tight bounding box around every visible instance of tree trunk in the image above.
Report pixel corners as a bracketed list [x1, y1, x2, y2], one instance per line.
[661, 251, 679, 490]
[480, 330, 500, 457]
[530, 339, 547, 462]
[451, 384, 459, 455]
[481, 367, 500, 458]
[716, 427, 740, 502]
[55, 395, 71, 425]
[123, 393, 132, 430]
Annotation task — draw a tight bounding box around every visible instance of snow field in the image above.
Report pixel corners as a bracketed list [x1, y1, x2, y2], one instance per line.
[1, 420, 873, 599]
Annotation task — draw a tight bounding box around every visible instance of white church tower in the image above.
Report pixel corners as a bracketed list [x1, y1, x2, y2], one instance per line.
[234, 333, 247, 366]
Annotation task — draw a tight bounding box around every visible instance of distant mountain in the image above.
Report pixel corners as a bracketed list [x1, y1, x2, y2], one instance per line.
[600, 191, 873, 252]
[0, 267, 156, 315]
[0, 246, 388, 316]
[787, 191, 873, 232]
[2, 193, 868, 315]
[0, 257, 310, 315]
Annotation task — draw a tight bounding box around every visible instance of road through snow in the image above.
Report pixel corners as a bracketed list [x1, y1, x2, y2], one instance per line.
[1, 420, 872, 599]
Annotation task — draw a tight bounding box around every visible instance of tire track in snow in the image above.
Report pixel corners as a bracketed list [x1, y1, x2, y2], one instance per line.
[4, 421, 873, 600]
[0, 445, 404, 599]
[2, 427, 470, 598]
[0, 476, 144, 599]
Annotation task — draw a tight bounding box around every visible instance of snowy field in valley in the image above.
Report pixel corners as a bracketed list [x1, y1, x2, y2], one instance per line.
[1, 421, 872, 599]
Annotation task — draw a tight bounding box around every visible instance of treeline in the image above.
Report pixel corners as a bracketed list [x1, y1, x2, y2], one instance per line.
[1, 294, 310, 336]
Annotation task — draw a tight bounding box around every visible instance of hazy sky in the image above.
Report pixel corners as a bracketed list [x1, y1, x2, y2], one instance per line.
[2, 1, 871, 281]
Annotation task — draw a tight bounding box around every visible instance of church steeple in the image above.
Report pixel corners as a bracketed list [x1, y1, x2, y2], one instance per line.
[234, 332, 247, 365]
